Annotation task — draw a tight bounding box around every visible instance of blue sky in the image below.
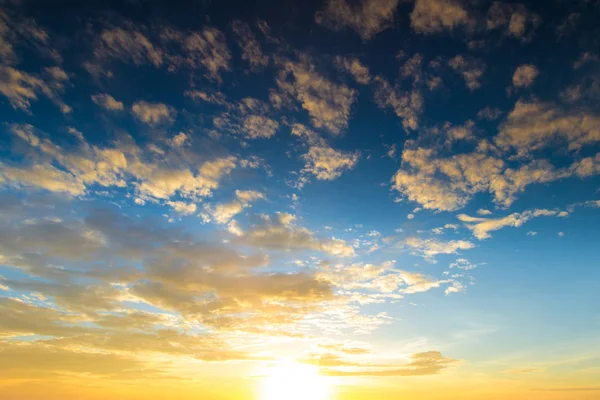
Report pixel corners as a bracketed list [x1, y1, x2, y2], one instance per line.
[0, 0, 599, 399]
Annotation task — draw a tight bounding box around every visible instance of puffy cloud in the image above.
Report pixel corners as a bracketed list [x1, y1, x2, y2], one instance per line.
[398, 271, 444, 294]
[410, 0, 472, 34]
[169, 132, 190, 147]
[404, 237, 475, 261]
[315, 0, 399, 40]
[0, 65, 69, 112]
[512, 64, 539, 88]
[496, 100, 600, 153]
[0, 124, 239, 204]
[231, 20, 268, 72]
[242, 115, 279, 139]
[392, 147, 504, 211]
[94, 26, 163, 67]
[0, 162, 86, 195]
[302, 145, 359, 180]
[276, 55, 357, 134]
[212, 97, 280, 140]
[131, 100, 175, 125]
[161, 26, 231, 82]
[205, 190, 265, 223]
[373, 76, 423, 131]
[448, 55, 486, 90]
[487, 2, 541, 42]
[91, 93, 124, 111]
[458, 208, 561, 240]
[166, 201, 197, 215]
[335, 56, 371, 84]
[239, 212, 355, 257]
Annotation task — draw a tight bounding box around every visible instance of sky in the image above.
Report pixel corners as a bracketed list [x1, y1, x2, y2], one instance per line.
[0, 0, 600, 399]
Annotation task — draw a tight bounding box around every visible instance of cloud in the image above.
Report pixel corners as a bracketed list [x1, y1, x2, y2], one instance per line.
[160, 26, 231, 82]
[477, 106, 502, 121]
[458, 209, 561, 240]
[0, 124, 239, 204]
[448, 55, 486, 90]
[0, 65, 69, 113]
[496, 100, 600, 153]
[131, 100, 175, 125]
[242, 115, 279, 139]
[487, 2, 541, 42]
[322, 351, 458, 376]
[95, 26, 163, 67]
[404, 237, 475, 261]
[276, 55, 357, 135]
[302, 145, 359, 180]
[512, 64, 539, 88]
[335, 56, 371, 84]
[374, 76, 423, 131]
[239, 212, 355, 257]
[166, 201, 197, 215]
[231, 20, 268, 72]
[91, 93, 124, 111]
[410, 0, 472, 34]
[315, 0, 399, 40]
[204, 190, 265, 223]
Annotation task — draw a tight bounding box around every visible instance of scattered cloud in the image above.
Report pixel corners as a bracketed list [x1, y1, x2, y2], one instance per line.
[512, 64, 539, 88]
[404, 237, 475, 262]
[91, 93, 124, 111]
[131, 100, 175, 125]
[231, 20, 268, 72]
[302, 145, 359, 181]
[276, 55, 357, 134]
[448, 55, 486, 90]
[458, 209, 562, 240]
[315, 0, 400, 40]
[410, 0, 473, 35]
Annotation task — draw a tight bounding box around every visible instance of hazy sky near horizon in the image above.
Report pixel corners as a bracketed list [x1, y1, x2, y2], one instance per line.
[1, 0, 600, 399]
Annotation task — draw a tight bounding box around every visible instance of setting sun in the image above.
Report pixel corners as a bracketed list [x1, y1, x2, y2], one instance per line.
[259, 361, 333, 400]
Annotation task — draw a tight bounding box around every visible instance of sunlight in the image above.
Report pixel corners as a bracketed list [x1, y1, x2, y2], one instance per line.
[258, 360, 333, 400]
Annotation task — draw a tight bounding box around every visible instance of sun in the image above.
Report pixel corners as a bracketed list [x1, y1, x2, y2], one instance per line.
[258, 360, 333, 400]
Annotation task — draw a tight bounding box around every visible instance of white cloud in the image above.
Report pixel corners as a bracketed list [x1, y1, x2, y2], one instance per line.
[276, 55, 357, 135]
[205, 190, 265, 224]
[166, 201, 197, 215]
[302, 145, 359, 181]
[458, 209, 561, 240]
[404, 237, 475, 262]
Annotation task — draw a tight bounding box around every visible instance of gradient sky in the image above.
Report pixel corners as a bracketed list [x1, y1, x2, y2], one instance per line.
[1, 0, 600, 399]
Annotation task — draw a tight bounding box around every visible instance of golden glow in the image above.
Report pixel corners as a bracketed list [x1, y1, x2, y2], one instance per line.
[258, 360, 333, 400]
